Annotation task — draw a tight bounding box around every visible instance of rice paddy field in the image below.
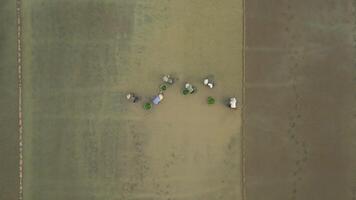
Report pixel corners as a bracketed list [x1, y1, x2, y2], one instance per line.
[22, 0, 243, 199]
[1, 0, 356, 200]
[244, 0, 356, 199]
[0, 0, 19, 200]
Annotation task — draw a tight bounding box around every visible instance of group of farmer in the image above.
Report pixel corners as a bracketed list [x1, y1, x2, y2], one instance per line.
[126, 74, 239, 110]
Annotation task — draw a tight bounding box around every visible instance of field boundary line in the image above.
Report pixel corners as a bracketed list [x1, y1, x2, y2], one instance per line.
[16, 0, 23, 199]
[241, 0, 247, 199]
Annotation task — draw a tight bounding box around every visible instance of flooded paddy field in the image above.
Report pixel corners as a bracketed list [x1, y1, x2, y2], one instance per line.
[0, 0, 20, 199]
[22, 0, 243, 199]
[244, 0, 356, 200]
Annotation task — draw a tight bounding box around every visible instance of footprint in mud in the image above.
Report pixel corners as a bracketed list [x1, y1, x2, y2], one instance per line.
[120, 181, 139, 199]
[352, 186, 356, 200]
[290, 139, 309, 200]
[152, 179, 172, 198]
[120, 123, 151, 196]
[288, 15, 295, 21]
[152, 152, 180, 198]
[302, 142, 308, 157]
[285, 2, 295, 26]
[286, 58, 309, 200]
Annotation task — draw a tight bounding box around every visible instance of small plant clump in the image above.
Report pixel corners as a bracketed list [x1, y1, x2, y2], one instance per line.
[143, 102, 152, 110]
[207, 96, 215, 105]
[160, 84, 167, 91]
[182, 89, 190, 95]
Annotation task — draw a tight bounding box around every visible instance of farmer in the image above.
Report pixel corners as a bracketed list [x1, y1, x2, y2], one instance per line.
[162, 75, 174, 85]
[228, 97, 238, 109]
[126, 93, 139, 103]
[185, 83, 196, 94]
[203, 78, 214, 88]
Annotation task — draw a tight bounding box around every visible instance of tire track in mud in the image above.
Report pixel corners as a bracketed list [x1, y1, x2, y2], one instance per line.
[16, 0, 23, 199]
[283, 2, 309, 200]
